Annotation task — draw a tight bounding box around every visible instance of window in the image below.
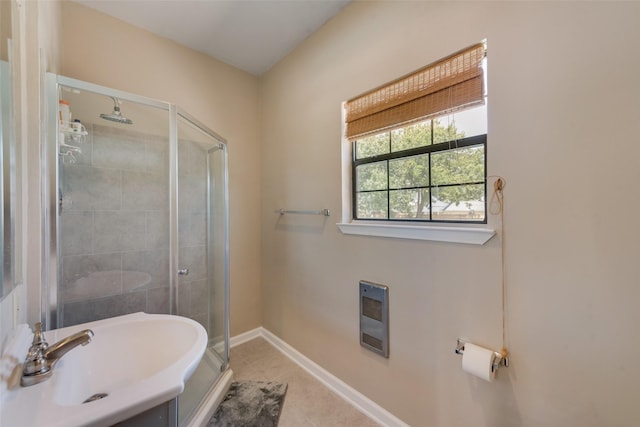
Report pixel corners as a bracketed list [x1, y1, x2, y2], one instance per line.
[346, 42, 487, 224]
[353, 106, 486, 222]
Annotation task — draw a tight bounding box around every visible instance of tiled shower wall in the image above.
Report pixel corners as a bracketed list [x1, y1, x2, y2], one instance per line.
[60, 123, 209, 328]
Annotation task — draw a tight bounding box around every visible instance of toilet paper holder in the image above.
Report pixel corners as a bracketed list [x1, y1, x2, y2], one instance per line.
[455, 339, 509, 372]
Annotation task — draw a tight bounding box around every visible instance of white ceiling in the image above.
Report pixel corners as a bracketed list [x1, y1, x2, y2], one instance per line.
[74, 0, 351, 76]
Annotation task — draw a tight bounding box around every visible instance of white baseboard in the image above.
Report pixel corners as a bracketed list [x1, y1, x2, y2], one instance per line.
[231, 327, 409, 427]
[229, 327, 263, 348]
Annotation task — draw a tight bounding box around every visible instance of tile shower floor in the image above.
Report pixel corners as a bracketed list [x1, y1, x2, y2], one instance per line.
[230, 338, 381, 427]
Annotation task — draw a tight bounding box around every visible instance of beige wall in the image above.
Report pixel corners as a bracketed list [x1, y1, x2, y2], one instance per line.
[58, 2, 262, 335]
[260, 1, 640, 426]
[0, 0, 11, 61]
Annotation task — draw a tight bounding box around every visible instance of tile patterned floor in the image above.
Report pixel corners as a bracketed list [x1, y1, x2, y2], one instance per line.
[230, 338, 380, 427]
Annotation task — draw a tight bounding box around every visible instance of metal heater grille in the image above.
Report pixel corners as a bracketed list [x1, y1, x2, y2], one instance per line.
[359, 281, 389, 357]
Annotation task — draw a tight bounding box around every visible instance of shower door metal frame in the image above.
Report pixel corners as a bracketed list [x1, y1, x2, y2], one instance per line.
[176, 107, 230, 367]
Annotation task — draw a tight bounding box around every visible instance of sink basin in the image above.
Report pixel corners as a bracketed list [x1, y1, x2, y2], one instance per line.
[1, 312, 207, 427]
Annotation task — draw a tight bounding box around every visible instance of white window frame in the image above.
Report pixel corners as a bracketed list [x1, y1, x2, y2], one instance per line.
[337, 104, 495, 245]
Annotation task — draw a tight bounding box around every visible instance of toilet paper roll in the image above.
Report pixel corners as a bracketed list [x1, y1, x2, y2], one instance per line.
[462, 343, 496, 382]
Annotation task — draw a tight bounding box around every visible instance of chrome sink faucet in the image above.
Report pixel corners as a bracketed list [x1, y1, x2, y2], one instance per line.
[21, 322, 94, 387]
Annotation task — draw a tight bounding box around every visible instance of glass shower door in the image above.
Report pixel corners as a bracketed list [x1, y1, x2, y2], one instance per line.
[176, 111, 229, 425]
[55, 83, 171, 327]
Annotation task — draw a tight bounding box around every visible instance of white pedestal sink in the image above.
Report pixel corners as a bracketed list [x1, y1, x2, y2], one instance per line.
[1, 312, 207, 427]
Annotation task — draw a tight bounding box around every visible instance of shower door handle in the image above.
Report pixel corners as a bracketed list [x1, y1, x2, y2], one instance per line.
[178, 269, 189, 276]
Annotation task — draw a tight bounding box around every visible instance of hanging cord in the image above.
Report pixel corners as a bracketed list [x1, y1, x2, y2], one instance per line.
[488, 175, 508, 360]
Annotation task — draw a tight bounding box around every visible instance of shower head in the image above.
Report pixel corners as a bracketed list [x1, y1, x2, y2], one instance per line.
[100, 97, 133, 125]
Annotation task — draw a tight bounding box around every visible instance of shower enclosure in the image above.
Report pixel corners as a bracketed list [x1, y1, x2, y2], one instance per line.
[43, 74, 231, 426]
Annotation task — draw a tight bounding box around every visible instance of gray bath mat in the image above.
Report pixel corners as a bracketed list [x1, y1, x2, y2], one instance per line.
[210, 381, 288, 427]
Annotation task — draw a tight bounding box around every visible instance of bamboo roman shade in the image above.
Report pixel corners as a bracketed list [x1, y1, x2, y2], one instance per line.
[345, 43, 486, 140]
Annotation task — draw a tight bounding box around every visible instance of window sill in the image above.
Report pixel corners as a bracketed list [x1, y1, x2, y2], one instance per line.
[336, 222, 495, 245]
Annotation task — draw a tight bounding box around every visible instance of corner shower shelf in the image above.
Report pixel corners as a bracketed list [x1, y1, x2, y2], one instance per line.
[59, 123, 88, 152]
[60, 123, 88, 137]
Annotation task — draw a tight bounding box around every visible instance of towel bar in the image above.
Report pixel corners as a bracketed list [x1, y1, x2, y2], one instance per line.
[276, 209, 330, 216]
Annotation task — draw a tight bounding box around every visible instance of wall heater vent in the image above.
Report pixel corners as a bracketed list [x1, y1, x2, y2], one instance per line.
[359, 280, 389, 358]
